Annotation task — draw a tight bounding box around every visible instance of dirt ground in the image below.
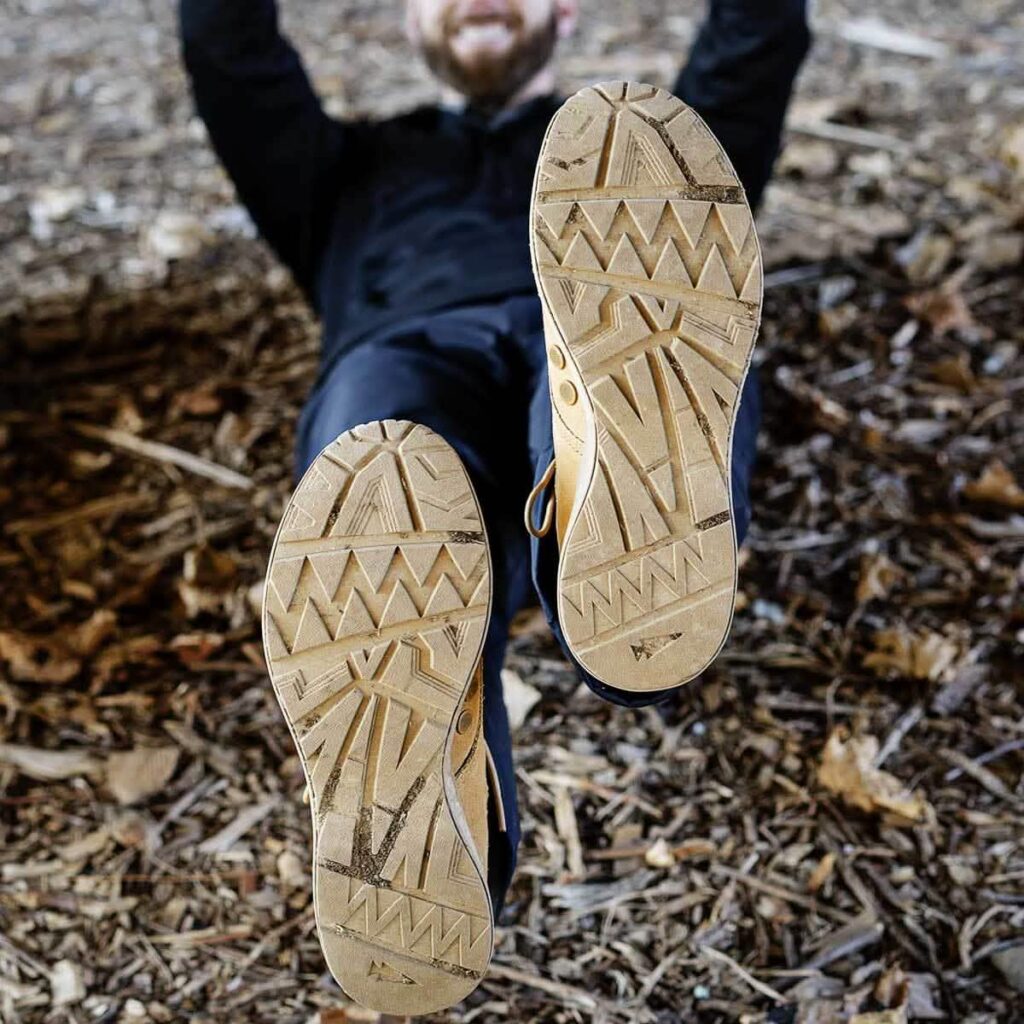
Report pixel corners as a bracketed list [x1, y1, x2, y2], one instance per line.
[1, 1, 1023, 1022]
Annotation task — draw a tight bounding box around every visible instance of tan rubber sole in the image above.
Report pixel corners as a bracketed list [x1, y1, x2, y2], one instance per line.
[262, 421, 494, 1016]
[530, 82, 764, 692]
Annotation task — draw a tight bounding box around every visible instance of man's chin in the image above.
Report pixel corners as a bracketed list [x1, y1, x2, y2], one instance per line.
[427, 54, 525, 108]
[421, 14, 557, 110]
[449, 46, 517, 83]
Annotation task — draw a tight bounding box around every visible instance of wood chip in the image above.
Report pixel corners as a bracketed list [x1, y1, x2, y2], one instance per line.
[198, 799, 280, 854]
[105, 745, 180, 806]
[0, 743, 101, 781]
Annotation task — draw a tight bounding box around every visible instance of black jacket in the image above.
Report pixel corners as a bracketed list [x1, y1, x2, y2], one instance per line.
[179, 0, 809, 365]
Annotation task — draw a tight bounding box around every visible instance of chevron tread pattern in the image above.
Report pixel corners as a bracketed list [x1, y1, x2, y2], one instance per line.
[531, 82, 764, 691]
[262, 421, 493, 1015]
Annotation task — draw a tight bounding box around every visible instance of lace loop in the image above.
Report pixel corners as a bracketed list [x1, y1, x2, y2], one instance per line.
[524, 459, 555, 538]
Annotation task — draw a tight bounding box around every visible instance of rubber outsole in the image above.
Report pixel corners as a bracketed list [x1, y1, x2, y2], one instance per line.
[262, 420, 493, 1016]
[530, 82, 764, 692]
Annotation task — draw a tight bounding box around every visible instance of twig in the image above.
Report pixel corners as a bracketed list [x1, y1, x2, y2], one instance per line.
[764, 264, 826, 289]
[800, 914, 884, 972]
[939, 749, 1024, 806]
[125, 515, 250, 564]
[530, 769, 662, 818]
[943, 739, 1024, 781]
[235, 907, 315, 974]
[72, 422, 253, 491]
[875, 703, 924, 767]
[699, 945, 786, 1004]
[148, 924, 252, 946]
[3, 492, 151, 536]
[711, 865, 850, 924]
[553, 785, 585, 880]
[487, 963, 599, 1010]
[198, 798, 280, 853]
[587, 838, 716, 863]
[833, 17, 950, 59]
[788, 119, 910, 152]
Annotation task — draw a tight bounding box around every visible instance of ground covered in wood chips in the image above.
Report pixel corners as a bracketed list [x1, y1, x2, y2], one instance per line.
[2, 1, 1023, 1022]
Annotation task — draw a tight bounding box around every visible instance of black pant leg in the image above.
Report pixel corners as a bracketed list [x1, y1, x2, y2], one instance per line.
[294, 329, 531, 912]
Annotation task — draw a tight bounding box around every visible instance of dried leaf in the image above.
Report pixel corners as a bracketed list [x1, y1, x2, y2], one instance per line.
[105, 746, 179, 806]
[850, 1010, 907, 1024]
[91, 635, 162, 686]
[500, 668, 542, 731]
[171, 382, 223, 418]
[0, 630, 81, 684]
[930, 353, 976, 392]
[183, 543, 238, 589]
[170, 631, 226, 664]
[807, 851, 836, 892]
[856, 552, 901, 603]
[963, 461, 1024, 509]
[874, 963, 909, 1009]
[864, 627, 960, 682]
[905, 284, 981, 336]
[819, 730, 931, 824]
[69, 609, 118, 658]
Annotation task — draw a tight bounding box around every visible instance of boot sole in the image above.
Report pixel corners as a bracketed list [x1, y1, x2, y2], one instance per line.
[262, 420, 494, 1015]
[530, 82, 763, 692]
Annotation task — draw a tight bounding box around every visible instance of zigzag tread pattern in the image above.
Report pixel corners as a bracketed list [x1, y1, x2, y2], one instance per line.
[530, 83, 765, 692]
[262, 421, 493, 1015]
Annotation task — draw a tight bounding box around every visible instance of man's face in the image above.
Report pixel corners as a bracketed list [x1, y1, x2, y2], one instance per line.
[407, 0, 574, 108]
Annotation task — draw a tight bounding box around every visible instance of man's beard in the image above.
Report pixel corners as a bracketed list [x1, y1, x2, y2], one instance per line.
[420, 10, 558, 111]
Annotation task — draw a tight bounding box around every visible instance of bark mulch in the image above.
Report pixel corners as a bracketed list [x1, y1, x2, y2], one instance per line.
[1, 1, 1022, 1021]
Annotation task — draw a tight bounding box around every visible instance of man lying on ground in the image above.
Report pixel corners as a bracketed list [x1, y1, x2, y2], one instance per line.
[180, 0, 810, 1013]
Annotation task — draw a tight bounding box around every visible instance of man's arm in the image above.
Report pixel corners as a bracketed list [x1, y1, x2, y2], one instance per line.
[675, 0, 811, 210]
[179, 0, 355, 295]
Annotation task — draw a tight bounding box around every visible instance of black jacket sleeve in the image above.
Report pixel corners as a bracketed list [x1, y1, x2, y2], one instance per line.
[674, 0, 811, 210]
[179, 0, 354, 295]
